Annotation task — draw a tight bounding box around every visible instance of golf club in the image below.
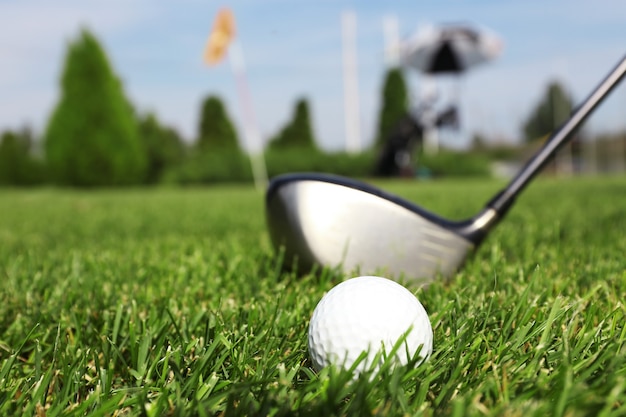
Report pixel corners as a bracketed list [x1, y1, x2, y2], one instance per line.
[266, 55, 626, 282]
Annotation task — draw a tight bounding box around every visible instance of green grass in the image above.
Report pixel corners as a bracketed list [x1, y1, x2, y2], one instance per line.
[1, 176, 625, 416]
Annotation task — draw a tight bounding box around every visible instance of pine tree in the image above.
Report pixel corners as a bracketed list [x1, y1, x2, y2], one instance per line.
[44, 28, 146, 186]
[375, 68, 409, 147]
[197, 95, 239, 151]
[523, 81, 573, 142]
[269, 98, 317, 149]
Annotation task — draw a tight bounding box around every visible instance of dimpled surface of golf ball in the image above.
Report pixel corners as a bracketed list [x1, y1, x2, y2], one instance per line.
[308, 276, 433, 374]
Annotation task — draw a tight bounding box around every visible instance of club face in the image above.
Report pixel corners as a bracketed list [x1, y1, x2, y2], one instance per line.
[266, 174, 476, 283]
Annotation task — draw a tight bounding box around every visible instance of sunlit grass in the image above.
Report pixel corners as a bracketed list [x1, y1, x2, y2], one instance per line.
[1, 176, 625, 415]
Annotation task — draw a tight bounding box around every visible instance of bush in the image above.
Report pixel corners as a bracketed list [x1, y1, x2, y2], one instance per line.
[139, 113, 186, 184]
[475, 145, 521, 162]
[265, 149, 376, 178]
[0, 130, 46, 186]
[163, 149, 253, 185]
[418, 150, 491, 178]
[163, 149, 378, 185]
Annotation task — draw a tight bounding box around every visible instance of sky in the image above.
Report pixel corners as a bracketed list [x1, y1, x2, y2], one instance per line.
[1, 0, 625, 151]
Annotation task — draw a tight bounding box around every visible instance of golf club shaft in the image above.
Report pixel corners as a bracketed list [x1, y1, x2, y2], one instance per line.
[487, 55, 626, 215]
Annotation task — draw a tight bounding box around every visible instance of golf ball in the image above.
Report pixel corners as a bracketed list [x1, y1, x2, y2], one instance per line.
[308, 276, 432, 374]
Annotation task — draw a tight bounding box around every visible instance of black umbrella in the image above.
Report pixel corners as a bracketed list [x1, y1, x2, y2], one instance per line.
[401, 24, 502, 75]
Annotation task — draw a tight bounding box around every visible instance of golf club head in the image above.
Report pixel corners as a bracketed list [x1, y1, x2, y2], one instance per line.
[266, 173, 497, 283]
[266, 56, 626, 283]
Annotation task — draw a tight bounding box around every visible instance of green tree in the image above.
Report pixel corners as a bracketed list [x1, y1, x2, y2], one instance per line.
[375, 67, 409, 147]
[197, 95, 239, 151]
[522, 81, 574, 142]
[0, 128, 45, 185]
[269, 98, 317, 150]
[139, 113, 186, 183]
[44, 28, 146, 186]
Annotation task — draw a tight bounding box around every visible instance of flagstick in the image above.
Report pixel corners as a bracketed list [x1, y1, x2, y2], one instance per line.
[227, 39, 268, 191]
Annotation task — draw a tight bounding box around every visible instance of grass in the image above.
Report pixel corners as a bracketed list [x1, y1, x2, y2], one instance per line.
[0, 176, 625, 416]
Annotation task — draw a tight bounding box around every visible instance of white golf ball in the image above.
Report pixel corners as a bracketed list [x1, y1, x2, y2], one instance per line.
[308, 276, 433, 374]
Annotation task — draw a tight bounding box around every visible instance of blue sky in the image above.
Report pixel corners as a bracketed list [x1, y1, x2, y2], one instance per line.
[1, 0, 625, 151]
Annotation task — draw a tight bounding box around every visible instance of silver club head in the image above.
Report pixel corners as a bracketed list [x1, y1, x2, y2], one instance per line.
[266, 173, 498, 283]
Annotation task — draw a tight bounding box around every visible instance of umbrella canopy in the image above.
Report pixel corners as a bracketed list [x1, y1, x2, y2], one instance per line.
[401, 24, 502, 74]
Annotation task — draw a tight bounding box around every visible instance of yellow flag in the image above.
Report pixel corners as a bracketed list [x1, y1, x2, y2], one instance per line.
[204, 8, 236, 65]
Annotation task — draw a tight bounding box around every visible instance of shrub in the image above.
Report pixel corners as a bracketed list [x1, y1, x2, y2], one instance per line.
[163, 148, 377, 185]
[265, 149, 375, 178]
[0, 129, 46, 186]
[139, 113, 186, 184]
[418, 150, 491, 178]
[163, 149, 253, 185]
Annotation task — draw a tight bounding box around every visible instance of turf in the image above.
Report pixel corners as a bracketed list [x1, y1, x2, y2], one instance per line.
[0, 176, 625, 416]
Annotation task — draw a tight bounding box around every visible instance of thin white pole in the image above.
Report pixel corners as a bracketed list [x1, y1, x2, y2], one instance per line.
[382, 14, 400, 66]
[342, 10, 361, 153]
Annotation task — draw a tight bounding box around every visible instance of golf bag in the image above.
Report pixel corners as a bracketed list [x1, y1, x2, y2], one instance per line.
[374, 105, 459, 177]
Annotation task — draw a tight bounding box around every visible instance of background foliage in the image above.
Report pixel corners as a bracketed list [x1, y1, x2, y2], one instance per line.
[138, 113, 186, 184]
[268, 98, 318, 151]
[522, 81, 574, 143]
[0, 128, 45, 185]
[44, 29, 147, 186]
[197, 95, 240, 151]
[374, 67, 410, 148]
[1, 27, 625, 187]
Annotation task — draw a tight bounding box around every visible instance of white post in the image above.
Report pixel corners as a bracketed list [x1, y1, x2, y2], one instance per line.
[342, 10, 361, 154]
[382, 14, 400, 66]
